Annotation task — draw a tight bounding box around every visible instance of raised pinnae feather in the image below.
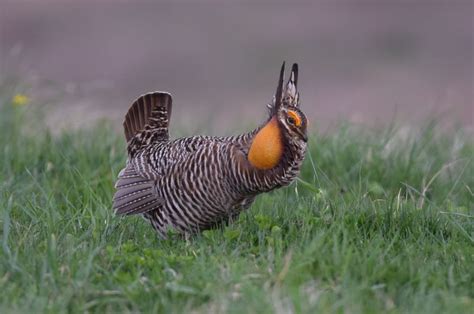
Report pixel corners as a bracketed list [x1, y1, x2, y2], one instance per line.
[274, 61, 286, 111]
[284, 63, 299, 108]
[267, 61, 286, 116]
[290, 63, 298, 87]
[269, 62, 300, 113]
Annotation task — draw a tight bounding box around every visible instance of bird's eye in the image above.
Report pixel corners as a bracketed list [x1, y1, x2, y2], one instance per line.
[286, 110, 302, 127]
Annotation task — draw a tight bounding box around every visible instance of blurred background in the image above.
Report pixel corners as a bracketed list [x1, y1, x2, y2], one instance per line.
[1, 1, 472, 133]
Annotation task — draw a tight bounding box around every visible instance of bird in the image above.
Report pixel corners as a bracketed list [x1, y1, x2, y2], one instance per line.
[113, 62, 308, 238]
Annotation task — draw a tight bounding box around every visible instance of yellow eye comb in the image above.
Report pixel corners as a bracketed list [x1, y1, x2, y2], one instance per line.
[287, 110, 302, 127]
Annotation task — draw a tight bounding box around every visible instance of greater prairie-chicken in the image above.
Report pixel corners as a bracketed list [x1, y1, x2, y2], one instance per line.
[113, 62, 308, 237]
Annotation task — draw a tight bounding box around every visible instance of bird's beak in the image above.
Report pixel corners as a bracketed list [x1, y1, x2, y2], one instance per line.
[302, 134, 308, 142]
[297, 130, 308, 142]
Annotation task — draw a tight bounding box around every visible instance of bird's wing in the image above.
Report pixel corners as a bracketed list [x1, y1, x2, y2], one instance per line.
[112, 163, 164, 216]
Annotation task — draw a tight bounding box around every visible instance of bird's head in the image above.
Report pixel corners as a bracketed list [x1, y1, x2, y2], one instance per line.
[248, 62, 308, 170]
[272, 62, 308, 144]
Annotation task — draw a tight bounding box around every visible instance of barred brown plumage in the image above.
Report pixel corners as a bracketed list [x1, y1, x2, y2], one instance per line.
[113, 62, 308, 238]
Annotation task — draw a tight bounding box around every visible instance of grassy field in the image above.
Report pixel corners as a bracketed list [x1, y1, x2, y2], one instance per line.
[0, 93, 473, 314]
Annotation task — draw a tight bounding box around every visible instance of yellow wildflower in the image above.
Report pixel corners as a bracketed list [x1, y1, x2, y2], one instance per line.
[12, 94, 30, 106]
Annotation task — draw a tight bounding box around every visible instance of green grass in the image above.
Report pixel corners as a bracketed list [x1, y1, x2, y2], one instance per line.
[0, 94, 473, 313]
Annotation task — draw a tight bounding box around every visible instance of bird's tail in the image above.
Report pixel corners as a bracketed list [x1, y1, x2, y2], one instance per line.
[123, 91, 173, 155]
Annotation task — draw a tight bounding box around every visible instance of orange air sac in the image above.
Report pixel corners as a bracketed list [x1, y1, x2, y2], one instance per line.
[248, 117, 283, 170]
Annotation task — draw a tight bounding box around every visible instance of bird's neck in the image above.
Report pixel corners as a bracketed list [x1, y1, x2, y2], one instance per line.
[248, 117, 284, 170]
